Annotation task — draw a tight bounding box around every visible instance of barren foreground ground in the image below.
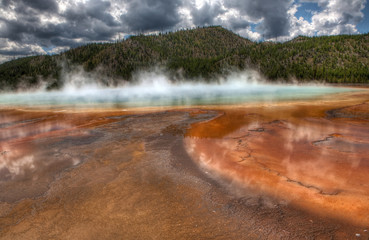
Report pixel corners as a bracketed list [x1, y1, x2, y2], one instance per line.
[1, 90, 369, 239]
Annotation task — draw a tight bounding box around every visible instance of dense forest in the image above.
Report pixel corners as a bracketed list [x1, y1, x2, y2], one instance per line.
[0, 26, 368, 90]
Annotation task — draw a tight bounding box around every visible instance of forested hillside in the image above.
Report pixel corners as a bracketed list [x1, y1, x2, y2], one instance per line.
[0, 26, 368, 90]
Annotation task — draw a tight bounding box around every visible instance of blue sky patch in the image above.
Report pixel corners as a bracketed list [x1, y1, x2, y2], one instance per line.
[357, 2, 369, 33]
[295, 1, 322, 22]
[42, 46, 56, 55]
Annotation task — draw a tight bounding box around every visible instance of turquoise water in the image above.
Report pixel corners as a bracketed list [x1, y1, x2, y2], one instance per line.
[0, 83, 356, 108]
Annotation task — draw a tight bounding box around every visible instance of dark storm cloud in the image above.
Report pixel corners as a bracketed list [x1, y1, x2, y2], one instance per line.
[225, 0, 293, 38]
[57, 0, 121, 43]
[19, 0, 59, 12]
[227, 17, 250, 31]
[121, 0, 182, 32]
[1, 0, 58, 15]
[0, 0, 10, 7]
[0, 0, 120, 49]
[0, 48, 37, 56]
[64, 0, 119, 28]
[191, 2, 224, 26]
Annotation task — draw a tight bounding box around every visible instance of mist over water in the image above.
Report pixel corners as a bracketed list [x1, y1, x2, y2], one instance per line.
[0, 70, 354, 108]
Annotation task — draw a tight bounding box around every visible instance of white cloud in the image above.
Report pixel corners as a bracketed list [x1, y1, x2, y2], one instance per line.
[309, 0, 365, 35]
[287, 4, 315, 39]
[0, 55, 14, 63]
[275, 0, 366, 41]
[47, 46, 70, 55]
[237, 28, 262, 41]
[0, 38, 46, 55]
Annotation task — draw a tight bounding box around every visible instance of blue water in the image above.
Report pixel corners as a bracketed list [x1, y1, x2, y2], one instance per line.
[0, 83, 355, 108]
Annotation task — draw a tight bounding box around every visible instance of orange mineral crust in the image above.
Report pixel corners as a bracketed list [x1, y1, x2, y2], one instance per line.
[185, 91, 369, 227]
[1, 91, 369, 239]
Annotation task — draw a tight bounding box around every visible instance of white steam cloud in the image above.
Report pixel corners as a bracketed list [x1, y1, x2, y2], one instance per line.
[0, 69, 354, 108]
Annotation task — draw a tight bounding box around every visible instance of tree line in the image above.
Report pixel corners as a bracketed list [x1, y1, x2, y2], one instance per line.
[0, 26, 368, 91]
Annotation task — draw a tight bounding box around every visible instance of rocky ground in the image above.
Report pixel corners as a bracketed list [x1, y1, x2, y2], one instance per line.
[1, 91, 369, 239]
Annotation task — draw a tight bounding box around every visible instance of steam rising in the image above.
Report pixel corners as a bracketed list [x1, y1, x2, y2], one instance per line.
[0, 70, 353, 108]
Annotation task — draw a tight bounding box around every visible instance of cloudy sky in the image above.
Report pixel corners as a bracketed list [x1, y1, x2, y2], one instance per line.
[0, 0, 368, 63]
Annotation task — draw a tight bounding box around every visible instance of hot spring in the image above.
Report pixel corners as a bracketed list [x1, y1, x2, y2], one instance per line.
[0, 76, 356, 108]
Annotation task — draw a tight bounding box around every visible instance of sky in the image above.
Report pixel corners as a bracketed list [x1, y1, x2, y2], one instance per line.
[0, 0, 368, 63]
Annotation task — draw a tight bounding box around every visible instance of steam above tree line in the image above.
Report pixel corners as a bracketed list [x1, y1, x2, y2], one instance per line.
[0, 26, 368, 91]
